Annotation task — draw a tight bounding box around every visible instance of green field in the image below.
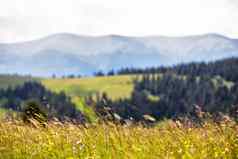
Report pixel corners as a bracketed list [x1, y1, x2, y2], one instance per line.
[42, 75, 137, 100]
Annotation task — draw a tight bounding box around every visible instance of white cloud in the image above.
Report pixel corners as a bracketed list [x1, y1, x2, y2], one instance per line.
[0, 0, 237, 43]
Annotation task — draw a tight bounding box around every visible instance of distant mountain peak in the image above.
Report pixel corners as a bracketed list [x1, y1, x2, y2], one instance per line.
[41, 33, 89, 41]
[0, 33, 237, 76]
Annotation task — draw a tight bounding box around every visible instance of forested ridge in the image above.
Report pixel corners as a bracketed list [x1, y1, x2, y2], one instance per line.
[117, 57, 238, 82]
[94, 57, 238, 122]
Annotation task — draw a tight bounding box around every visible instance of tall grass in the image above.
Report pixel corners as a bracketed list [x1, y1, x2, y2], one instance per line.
[0, 120, 237, 159]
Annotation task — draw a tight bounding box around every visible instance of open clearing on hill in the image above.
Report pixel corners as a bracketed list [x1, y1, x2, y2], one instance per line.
[42, 75, 137, 100]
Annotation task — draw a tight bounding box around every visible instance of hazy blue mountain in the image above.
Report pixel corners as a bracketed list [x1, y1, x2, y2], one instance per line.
[0, 33, 237, 76]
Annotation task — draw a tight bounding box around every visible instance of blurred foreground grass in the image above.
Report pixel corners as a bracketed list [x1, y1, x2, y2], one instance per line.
[0, 120, 237, 159]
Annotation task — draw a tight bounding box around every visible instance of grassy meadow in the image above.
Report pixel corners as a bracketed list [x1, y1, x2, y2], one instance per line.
[42, 75, 137, 100]
[0, 120, 237, 159]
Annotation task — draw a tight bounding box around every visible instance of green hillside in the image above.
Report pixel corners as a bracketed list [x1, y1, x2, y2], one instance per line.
[42, 75, 138, 100]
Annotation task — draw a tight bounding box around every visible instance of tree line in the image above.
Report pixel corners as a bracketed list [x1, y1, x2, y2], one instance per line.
[0, 82, 85, 122]
[117, 57, 238, 82]
[93, 58, 238, 122]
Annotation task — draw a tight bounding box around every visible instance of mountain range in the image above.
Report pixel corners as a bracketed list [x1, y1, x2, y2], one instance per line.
[0, 33, 238, 76]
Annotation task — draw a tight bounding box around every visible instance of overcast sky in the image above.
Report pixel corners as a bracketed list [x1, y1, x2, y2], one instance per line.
[0, 0, 237, 43]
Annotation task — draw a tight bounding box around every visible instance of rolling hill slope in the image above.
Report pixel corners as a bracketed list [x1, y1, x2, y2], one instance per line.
[42, 75, 136, 100]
